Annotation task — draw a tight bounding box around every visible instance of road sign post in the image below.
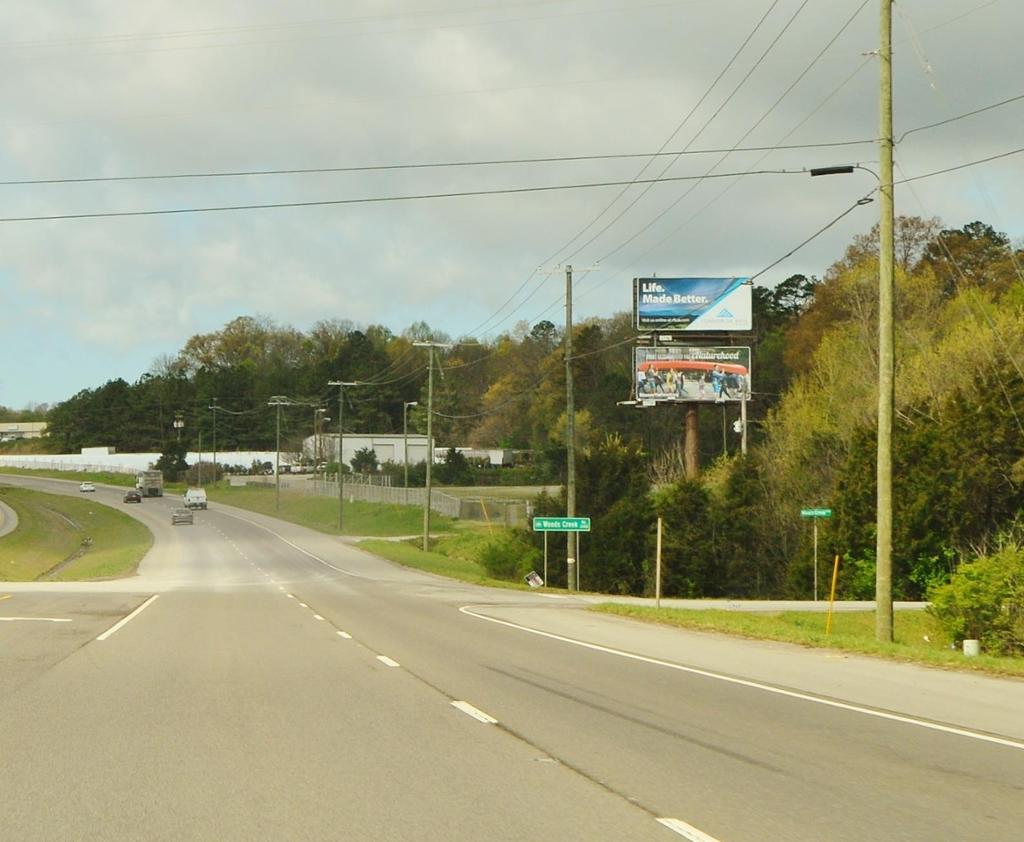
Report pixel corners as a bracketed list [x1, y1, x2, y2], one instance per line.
[800, 508, 833, 601]
[532, 517, 591, 590]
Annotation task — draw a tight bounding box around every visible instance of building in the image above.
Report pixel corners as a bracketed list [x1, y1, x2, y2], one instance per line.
[311, 433, 431, 469]
[0, 421, 47, 442]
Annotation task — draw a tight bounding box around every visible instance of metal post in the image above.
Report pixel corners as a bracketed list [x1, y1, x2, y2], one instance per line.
[565, 264, 577, 592]
[656, 516, 663, 609]
[740, 386, 748, 456]
[404, 400, 417, 505]
[423, 346, 435, 552]
[543, 532, 548, 587]
[813, 519, 819, 602]
[211, 398, 217, 488]
[876, 0, 895, 642]
[328, 381, 359, 531]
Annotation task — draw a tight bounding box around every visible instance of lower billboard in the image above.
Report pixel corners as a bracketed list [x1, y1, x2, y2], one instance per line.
[635, 346, 750, 404]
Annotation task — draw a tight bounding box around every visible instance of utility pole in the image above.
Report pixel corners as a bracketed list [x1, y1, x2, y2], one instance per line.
[565, 264, 577, 592]
[268, 396, 289, 512]
[198, 430, 203, 487]
[876, 0, 895, 643]
[328, 381, 359, 531]
[209, 398, 218, 489]
[413, 342, 451, 552]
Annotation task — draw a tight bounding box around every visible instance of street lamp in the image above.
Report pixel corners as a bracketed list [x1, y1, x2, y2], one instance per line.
[810, 152, 894, 642]
[403, 401, 418, 503]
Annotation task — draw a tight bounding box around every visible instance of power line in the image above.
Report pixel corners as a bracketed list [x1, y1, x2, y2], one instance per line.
[0, 140, 877, 188]
[0, 167, 809, 223]
[897, 91, 1024, 144]
[893, 146, 1024, 185]
[456, 0, 786, 340]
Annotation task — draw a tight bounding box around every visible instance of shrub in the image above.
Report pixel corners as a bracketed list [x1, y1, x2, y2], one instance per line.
[478, 530, 540, 582]
[927, 543, 1024, 655]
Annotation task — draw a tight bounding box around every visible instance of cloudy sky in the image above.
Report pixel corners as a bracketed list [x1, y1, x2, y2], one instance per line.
[1, 0, 1021, 408]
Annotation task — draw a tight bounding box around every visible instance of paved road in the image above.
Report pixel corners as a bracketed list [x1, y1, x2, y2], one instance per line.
[2, 473, 1024, 841]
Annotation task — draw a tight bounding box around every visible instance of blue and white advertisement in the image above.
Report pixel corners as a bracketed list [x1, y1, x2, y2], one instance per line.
[634, 277, 752, 332]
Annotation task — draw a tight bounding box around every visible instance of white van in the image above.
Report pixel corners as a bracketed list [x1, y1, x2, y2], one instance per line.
[183, 488, 208, 510]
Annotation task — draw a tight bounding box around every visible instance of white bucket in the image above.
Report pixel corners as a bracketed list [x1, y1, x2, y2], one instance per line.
[962, 639, 981, 657]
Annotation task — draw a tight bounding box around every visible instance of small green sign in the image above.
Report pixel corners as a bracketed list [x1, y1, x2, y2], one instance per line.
[533, 516, 591, 532]
[800, 508, 832, 518]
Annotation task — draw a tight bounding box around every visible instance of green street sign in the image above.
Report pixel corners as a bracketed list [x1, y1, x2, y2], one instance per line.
[533, 516, 591, 532]
[800, 508, 832, 518]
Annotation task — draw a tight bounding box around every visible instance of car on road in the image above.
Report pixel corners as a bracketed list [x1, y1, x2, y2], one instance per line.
[171, 508, 194, 525]
[123, 489, 142, 503]
[79, 481, 96, 493]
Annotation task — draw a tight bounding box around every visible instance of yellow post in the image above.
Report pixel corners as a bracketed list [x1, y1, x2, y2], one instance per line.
[479, 498, 493, 533]
[825, 554, 841, 634]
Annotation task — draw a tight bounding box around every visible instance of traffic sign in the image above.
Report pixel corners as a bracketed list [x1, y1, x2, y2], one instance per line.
[800, 508, 832, 518]
[532, 516, 591, 532]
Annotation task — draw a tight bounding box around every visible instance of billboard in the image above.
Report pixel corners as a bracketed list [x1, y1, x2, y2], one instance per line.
[634, 277, 751, 332]
[635, 345, 750, 404]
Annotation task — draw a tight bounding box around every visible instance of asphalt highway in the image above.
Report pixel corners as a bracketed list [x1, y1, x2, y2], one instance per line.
[3, 473, 1024, 841]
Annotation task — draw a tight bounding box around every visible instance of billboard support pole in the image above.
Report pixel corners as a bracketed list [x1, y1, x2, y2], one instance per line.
[685, 405, 699, 479]
[741, 386, 748, 456]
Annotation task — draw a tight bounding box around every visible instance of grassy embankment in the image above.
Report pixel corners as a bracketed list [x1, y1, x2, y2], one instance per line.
[591, 603, 1024, 678]
[0, 485, 152, 580]
[360, 525, 531, 590]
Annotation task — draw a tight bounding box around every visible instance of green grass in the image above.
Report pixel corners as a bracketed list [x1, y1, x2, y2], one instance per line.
[205, 484, 455, 537]
[591, 604, 1024, 678]
[359, 525, 530, 590]
[0, 485, 152, 581]
[0, 467, 138, 487]
[439, 485, 555, 500]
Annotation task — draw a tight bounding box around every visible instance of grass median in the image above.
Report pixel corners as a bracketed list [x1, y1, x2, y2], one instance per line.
[0, 485, 152, 580]
[590, 603, 1024, 678]
[206, 484, 456, 537]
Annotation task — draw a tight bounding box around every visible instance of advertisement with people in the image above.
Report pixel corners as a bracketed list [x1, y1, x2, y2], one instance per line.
[634, 277, 752, 332]
[635, 346, 751, 404]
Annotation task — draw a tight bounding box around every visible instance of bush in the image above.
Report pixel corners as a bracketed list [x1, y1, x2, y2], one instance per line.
[927, 543, 1024, 655]
[478, 530, 540, 582]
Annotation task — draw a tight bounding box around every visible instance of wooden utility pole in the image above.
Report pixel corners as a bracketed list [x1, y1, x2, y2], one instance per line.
[565, 264, 577, 591]
[267, 396, 289, 511]
[876, 0, 895, 643]
[413, 343, 450, 552]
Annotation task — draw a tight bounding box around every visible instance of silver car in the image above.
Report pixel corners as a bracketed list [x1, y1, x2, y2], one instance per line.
[171, 508, 194, 525]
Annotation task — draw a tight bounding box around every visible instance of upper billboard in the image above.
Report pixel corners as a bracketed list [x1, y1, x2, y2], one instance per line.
[634, 277, 752, 332]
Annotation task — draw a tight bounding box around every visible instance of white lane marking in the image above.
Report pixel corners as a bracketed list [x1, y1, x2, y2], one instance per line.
[458, 606, 1024, 752]
[336, 631, 352, 639]
[537, 593, 567, 599]
[657, 818, 721, 841]
[213, 509, 364, 578]
[0, 617, 72, 623]
[377, 655, 401, 668]
[97, 595, 159, 641]
[313, 614, 324, 621]
[298, 602, 308, 608]
[286, 593, 295, 599]
[451, 700, 498, 724]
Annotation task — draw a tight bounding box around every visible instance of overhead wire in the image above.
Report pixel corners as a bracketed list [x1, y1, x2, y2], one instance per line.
[0, 167, 811, 224]
[459, 0, 786, 341]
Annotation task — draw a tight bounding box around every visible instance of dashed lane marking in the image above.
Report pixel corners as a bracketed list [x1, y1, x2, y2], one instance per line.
[0, 617, 72, 623]
[376, 655, 400, 668]
[313, 614, 324, 621]
[657, 818, 721, 841]
[451, 701, 498, 724]
[336, 631, 352, 639]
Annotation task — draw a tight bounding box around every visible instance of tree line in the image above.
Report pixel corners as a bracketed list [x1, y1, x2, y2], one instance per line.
[33, 217, 1024, 599]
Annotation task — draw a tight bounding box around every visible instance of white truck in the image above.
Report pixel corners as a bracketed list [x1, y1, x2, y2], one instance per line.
[183, 488, 208, 510]
[136, 470, 164, 497]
